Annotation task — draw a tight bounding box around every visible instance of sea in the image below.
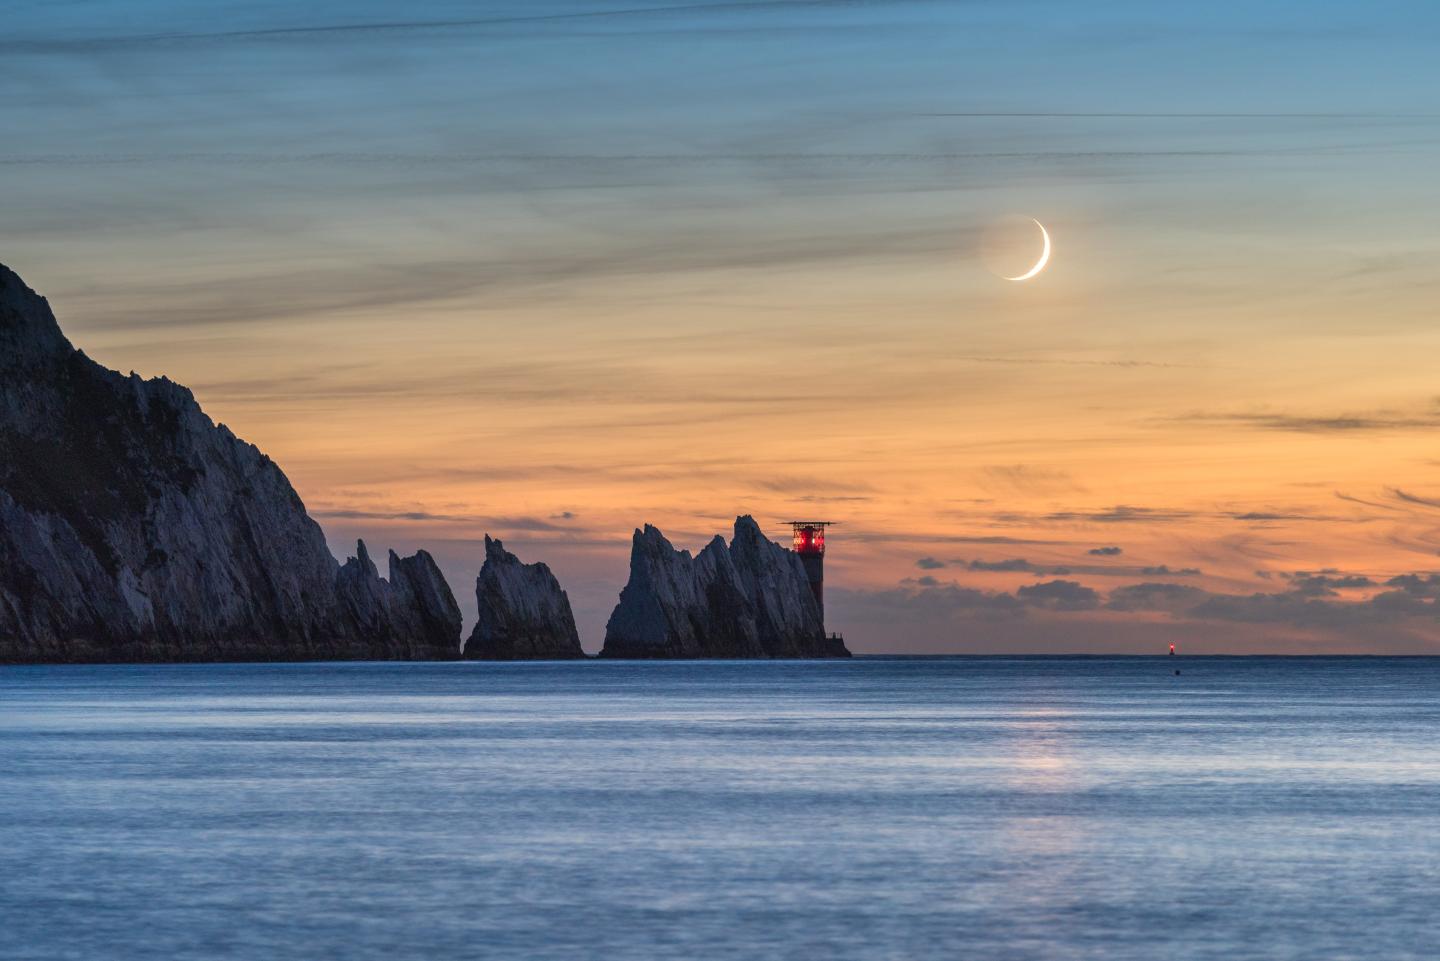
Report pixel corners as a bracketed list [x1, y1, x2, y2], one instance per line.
[2, 657, 1437, 961]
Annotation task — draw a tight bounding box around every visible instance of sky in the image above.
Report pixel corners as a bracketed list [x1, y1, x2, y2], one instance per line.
[5, 0, 1440, 653]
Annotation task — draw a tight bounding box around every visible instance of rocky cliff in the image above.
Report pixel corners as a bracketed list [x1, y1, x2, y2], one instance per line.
[0, 263, 462, 663]
[464, 535, 585, 660]
[601, 516, 850, 658]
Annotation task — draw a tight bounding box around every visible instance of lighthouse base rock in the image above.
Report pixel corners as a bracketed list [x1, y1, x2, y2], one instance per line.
[601, 516, 850, 659]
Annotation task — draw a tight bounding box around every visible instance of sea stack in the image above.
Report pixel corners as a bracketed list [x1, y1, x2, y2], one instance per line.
[464, 536, 585, 660]
[335, 541, 464, 661]
[0, 262, 463, 663]
[600, 516, 850, 659]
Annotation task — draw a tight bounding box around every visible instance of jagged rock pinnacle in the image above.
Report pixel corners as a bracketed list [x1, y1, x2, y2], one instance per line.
[465, 535, 585, 660]
[600, 515, 850, 659]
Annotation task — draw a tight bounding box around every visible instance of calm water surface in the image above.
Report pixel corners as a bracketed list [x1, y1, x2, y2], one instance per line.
[2, 657, 1438, 960]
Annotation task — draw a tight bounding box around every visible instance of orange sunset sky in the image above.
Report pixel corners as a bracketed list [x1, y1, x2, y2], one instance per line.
[6, 0, 1440, 651]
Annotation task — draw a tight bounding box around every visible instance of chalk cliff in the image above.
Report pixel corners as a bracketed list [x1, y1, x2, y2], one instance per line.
[0, 263, 462, 663]
[464, 535, 585, 660]
[600, 516, 850, 658]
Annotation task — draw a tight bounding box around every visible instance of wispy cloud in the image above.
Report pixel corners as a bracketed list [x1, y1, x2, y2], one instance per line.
[922, 111, 1440, 120]
[2, 1, 932, 54]
[313, 509, 575, 532]
[960, 556, 1203, 579]
[1391, 488, 1440, 510]
[753, 475, 876, 496]
[1173, 404, 1440, 433]
[958, 355, 1193, 369]
[976, 465, 1085, 496]
[10, 144, 1430, 169]
[968, 558, 1036, 572]
[52, 222, 970, 330]
[1043, 505, 1195, 524]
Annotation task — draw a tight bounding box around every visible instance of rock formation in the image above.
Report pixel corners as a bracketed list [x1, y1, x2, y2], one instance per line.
[0, 262, 462, 663]
[601, 516, 850, 658]
[334, 541, 463, 661]
[464, 535, 585, 660]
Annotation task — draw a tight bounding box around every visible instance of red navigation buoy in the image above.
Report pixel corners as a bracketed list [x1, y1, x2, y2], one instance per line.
[1169, 643, 1176, 656]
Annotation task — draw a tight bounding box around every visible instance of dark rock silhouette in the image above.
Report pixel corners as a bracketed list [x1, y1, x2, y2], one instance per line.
[464, 535, 585, 660]
[0, 263, 462, 663]
[334, 541, 463, 661]
[601, 516, 850, 658]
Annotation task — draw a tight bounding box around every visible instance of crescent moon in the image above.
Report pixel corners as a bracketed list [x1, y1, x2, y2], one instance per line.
[1004, 219, 1051, 282]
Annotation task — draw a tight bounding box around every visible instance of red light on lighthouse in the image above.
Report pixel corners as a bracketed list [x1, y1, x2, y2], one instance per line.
[792, 523, 826, 555]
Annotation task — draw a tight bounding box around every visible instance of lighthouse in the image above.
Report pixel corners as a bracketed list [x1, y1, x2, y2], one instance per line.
[787, 521, 832, 619]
